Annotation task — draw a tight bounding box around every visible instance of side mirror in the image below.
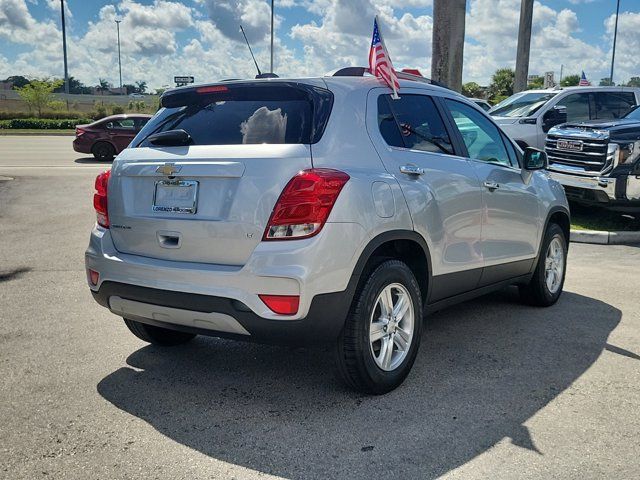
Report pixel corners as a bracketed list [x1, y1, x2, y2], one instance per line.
[542, 105, 567, 132]
[523, 147, 548, 170]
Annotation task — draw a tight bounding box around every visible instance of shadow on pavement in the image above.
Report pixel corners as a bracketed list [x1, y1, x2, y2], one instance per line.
[74, 157, 112, 165]
[0, 267, 30, 283]
[97, 289, 621, 479]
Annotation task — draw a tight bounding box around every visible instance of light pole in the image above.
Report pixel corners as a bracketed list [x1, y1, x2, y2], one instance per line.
[270, 0, 274, 73]
[610, 0, 620, 86]
[60, 0, 69, 94]
[115, 19, 123, 94]
[514, 0, 534, 93]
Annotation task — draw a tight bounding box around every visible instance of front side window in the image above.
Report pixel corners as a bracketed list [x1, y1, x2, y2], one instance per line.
[377, 94, 453, 155]
[446, 99, 513, 167]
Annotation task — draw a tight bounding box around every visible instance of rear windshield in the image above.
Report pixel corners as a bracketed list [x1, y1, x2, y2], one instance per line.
[132, 82, 333, 147]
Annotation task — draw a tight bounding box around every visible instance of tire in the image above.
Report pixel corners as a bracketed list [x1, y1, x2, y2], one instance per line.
[519, 223, 567, 307]
[92, 142, 115, 161]
[123, 318, 196, 346]
[335, 259, 423, 394]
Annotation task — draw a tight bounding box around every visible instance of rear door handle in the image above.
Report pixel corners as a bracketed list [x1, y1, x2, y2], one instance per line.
[399, 165, 425, 176]
[483, 181, 499, 191]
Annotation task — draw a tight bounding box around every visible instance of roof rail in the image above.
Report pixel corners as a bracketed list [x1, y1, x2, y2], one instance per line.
[331, 66, 450, 90]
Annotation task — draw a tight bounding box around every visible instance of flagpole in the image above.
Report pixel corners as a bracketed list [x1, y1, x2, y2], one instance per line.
[375, 15, 399, 99]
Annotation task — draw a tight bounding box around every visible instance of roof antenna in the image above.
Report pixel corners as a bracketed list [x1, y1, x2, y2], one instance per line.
[240, 25, 262, 77]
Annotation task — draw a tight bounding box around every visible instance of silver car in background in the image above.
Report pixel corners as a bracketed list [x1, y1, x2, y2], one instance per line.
[86, 71, 570, 394]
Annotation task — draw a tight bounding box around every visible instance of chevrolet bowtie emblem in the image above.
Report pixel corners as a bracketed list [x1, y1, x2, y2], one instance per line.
[156, 163, 181, 176]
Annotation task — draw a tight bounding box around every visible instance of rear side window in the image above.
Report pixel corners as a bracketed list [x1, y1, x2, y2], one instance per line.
[592, 92, 636, 120]
[133, 83, 333, 147]
[106, 119, 135, 130]
[377, 94, 453, 155]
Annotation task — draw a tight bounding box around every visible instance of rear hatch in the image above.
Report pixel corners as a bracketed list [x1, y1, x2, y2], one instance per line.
[107, 80, 333, 266]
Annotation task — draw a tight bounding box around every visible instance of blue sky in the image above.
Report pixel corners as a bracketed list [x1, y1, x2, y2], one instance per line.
[1, 0, 638, 89]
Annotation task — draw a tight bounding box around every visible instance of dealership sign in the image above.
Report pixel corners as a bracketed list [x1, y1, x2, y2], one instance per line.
[174, 76, 194, 85]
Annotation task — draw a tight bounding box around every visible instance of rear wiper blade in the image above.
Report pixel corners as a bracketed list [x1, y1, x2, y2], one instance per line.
[147, 129, 192, 146]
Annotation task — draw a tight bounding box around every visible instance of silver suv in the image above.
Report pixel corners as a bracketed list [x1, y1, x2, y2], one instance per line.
[86, 72, 570, 394]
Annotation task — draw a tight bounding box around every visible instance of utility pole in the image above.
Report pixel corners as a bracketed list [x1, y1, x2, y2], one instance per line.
[431, 0, 466, 92]
[60, 0, 69, 94]
[115, 20, 123, 94]
[514, 0, 534, 93]
[610, 0, 620, 86]
[270, 0, 274, 73]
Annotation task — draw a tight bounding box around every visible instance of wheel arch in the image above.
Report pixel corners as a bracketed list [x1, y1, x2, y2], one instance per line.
[91, 140, 117, 155]
[531, 205, 571, 273]
[351, 230, 432, 304]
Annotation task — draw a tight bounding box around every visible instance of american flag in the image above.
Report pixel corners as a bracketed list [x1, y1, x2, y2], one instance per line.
[369, 16, 400, 99]
[579, 71, 590, 86]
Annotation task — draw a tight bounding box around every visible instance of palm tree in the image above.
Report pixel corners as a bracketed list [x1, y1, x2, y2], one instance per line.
[97, 78, 110, 95]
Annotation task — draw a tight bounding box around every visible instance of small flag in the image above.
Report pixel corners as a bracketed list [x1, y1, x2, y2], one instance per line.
[369, 16, 400, 99]
[579, 71, 590, 86]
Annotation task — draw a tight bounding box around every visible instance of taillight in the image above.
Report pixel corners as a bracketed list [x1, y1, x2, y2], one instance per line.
[263, 168, 350, 241]
[259, 295, 300, 315]
[93, 170, 111, 228]
[196, 85, 228, 94]
[76, 127, 86, 137]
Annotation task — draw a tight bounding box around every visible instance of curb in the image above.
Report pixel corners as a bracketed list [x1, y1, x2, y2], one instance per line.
[570, 229, 640, 245]
[0, 132, 75, 136]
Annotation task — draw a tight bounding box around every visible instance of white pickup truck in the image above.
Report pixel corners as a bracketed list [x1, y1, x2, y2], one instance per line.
[489, 86, 640, 150]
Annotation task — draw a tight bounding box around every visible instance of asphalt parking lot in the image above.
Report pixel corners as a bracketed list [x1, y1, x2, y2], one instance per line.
[1, 136, 639, 479]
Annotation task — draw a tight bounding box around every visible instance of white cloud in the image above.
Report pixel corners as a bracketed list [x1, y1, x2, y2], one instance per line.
[603, 11, 640, 84]
[463, 0, 608, 85]
[0, 0, 636, 91]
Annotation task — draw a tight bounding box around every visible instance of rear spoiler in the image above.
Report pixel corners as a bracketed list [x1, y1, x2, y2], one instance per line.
[331, 67, 450, 90]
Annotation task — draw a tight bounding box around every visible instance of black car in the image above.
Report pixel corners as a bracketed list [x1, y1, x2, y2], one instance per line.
[546, 105, 640, 211]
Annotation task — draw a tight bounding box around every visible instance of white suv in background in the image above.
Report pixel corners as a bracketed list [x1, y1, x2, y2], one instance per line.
[490, 86, 640, 150]
[86, 71, 570, 394]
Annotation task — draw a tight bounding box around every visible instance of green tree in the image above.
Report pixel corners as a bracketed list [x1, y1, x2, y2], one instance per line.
[599, 77, 614, 86]
[624, 77, 640, 87]
[3, 75, 30, 89]
[97, 78, 111, 95]
[526, 76, 544, 89]
[560, 74, 580, 87]
[488, 68, 514, 102]
[15, 78, 63, 117]
[135, 80, 148, 94]
[461, 82, 483, 98]
[123, 83, 137, 95]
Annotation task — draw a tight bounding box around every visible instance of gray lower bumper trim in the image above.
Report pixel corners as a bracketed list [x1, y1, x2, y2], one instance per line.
[109, 296, 251, 336]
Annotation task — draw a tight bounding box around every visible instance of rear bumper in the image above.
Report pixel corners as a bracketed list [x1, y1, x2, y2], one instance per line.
[92, 281, 353, 345]
[85, 222, 367, 343]
[72, 137, 92, 154]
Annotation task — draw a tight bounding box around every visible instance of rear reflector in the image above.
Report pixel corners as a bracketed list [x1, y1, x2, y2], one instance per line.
[263, 168, 349, 241]
[88, 269, 99, 286]
[93, 170, 111, 228]
[259, 295, 300, 315]
[196, 85, 229, 94]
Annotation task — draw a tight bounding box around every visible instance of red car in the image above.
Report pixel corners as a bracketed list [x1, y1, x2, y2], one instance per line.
[73, 114, 152, 160]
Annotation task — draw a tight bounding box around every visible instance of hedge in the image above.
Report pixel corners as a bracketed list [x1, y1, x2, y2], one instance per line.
[0, 118, 92, 129]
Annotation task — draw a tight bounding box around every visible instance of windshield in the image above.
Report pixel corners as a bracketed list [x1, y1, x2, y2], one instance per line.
[132, 83, 333, 147]
[624, 105, 640, 120]
[489, 92, 558, 118]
